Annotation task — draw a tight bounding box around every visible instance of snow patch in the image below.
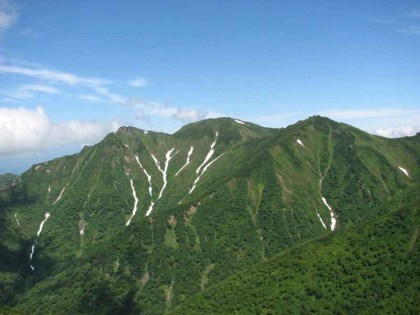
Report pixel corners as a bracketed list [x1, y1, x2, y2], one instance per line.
[321, 197, 337, 231]
[29, 245, 35, 270]
[151, 148, 176, 200]
[125, 143, 130, 149]
[15, 213, 21, 227]
[29, 245, 35, 261]
[234, 119, 245, 125]
[175, 146, 194, 176]
[126, 178, 139, 226]
[196, 132, 218, 175]
[35, 165, 41, 170]
[144, 131, 148, 134]
[145, 201, 156, 216]
[80, 222, 85, 235]
[398, 166, 409, 177]
[37, 212, 50, 237]
[297, 139, 304, 147]
[53, 186, 66, 205]
[188, 134, 224, 195]
[316, 212, 327, 230]
[135, 155, 153, 196]
[48, 186, 51, 193]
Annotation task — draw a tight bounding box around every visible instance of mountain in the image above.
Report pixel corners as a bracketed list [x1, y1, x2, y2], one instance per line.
[0, 116, 418, 314]
[0, 173, 19, 190]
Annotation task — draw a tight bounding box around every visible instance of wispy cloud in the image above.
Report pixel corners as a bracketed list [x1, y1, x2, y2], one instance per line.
[0, 65, 107, 86]
[1, 84, 58, 100]
[94, 86, 126, 104]
[0, 0, 17, 37]
[0, 60, 211, 125]
[19, 27, 36, 37]
[374, 8, 420, 35]
[397, 25, 420, 35]
[79, 94, 102, 102]
[408, 9, 420, 18]
[127, 99, 206, 123]
[20, 84, 58, 94]
[129, 77, 148, 87]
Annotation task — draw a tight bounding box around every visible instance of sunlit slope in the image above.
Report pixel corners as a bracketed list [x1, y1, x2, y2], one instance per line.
[0, 116, 418, 314]
[171, 203, 419, 314]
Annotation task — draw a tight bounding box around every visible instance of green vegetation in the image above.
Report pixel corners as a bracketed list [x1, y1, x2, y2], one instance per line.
[0, 116, 418, 314]
[171, 204, 419, 314]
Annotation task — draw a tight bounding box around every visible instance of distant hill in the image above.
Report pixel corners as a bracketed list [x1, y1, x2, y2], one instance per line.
[0, 173, 18, 190]
[0, 116, 418, 314]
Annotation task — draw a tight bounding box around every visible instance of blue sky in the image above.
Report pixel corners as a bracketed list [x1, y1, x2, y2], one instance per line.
[0, 0, 419, 174]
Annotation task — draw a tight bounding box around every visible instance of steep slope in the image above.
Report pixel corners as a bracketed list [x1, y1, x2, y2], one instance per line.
[171, 203, 419, 314]
[0, 116, 418, 314]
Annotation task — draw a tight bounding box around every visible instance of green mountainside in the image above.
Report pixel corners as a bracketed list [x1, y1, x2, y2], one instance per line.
[171, 203, 419, 314]
[0, 116, 418, 314]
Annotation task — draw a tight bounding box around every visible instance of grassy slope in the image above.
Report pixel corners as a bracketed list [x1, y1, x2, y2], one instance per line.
[171, 203, 419, 314]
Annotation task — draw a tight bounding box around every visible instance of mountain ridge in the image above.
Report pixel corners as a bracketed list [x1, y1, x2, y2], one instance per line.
[0, 116, 418, 314]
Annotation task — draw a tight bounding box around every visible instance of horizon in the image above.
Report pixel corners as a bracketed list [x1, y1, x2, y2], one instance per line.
[1, 0, 419, 174]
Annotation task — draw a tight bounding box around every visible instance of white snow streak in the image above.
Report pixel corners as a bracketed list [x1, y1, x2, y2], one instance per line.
[145, 201, 156, 216]
[29, 212, 51, 271]
[297, 139, 304, 147]
[15, 213, 21, 227]
[48, 186, 51, 193]
[234, 119, 245, 125]
[80, 224, 85, 235]
[144, 131, 148, 134]
[398, 166, 409, 177]
[151, 148, 176, 200]
[188, 133, 223, 194]
[201, 153, 224, 175]
[125, 143, 130, 149]
[321, 197, 337, 231]
[316, 213, 327, 230]
[53, 186, 66, 205]
[188, 155, 224, 194]
[30, 245, 35, 261]
[196, 132, 218, 175]
[37, 212, 50, 237]
[175, 146, 194, 176]
[135, 155, 153, 196]
[29, 245, 35, 270]
[126, 178, 139, 226]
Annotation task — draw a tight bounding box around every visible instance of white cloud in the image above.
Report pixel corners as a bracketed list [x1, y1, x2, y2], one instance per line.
[0, 65, 107, 86]
[0, 106, 50, 155]
[129, 77, 148, 87]
[373, 126, 420, 138]
[20, 84, 58, 94]
[319, 108, 410, 120]
[48, 120, 120, 146]
[0, 106, 119, 156]
[0, 0, 17, 37]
